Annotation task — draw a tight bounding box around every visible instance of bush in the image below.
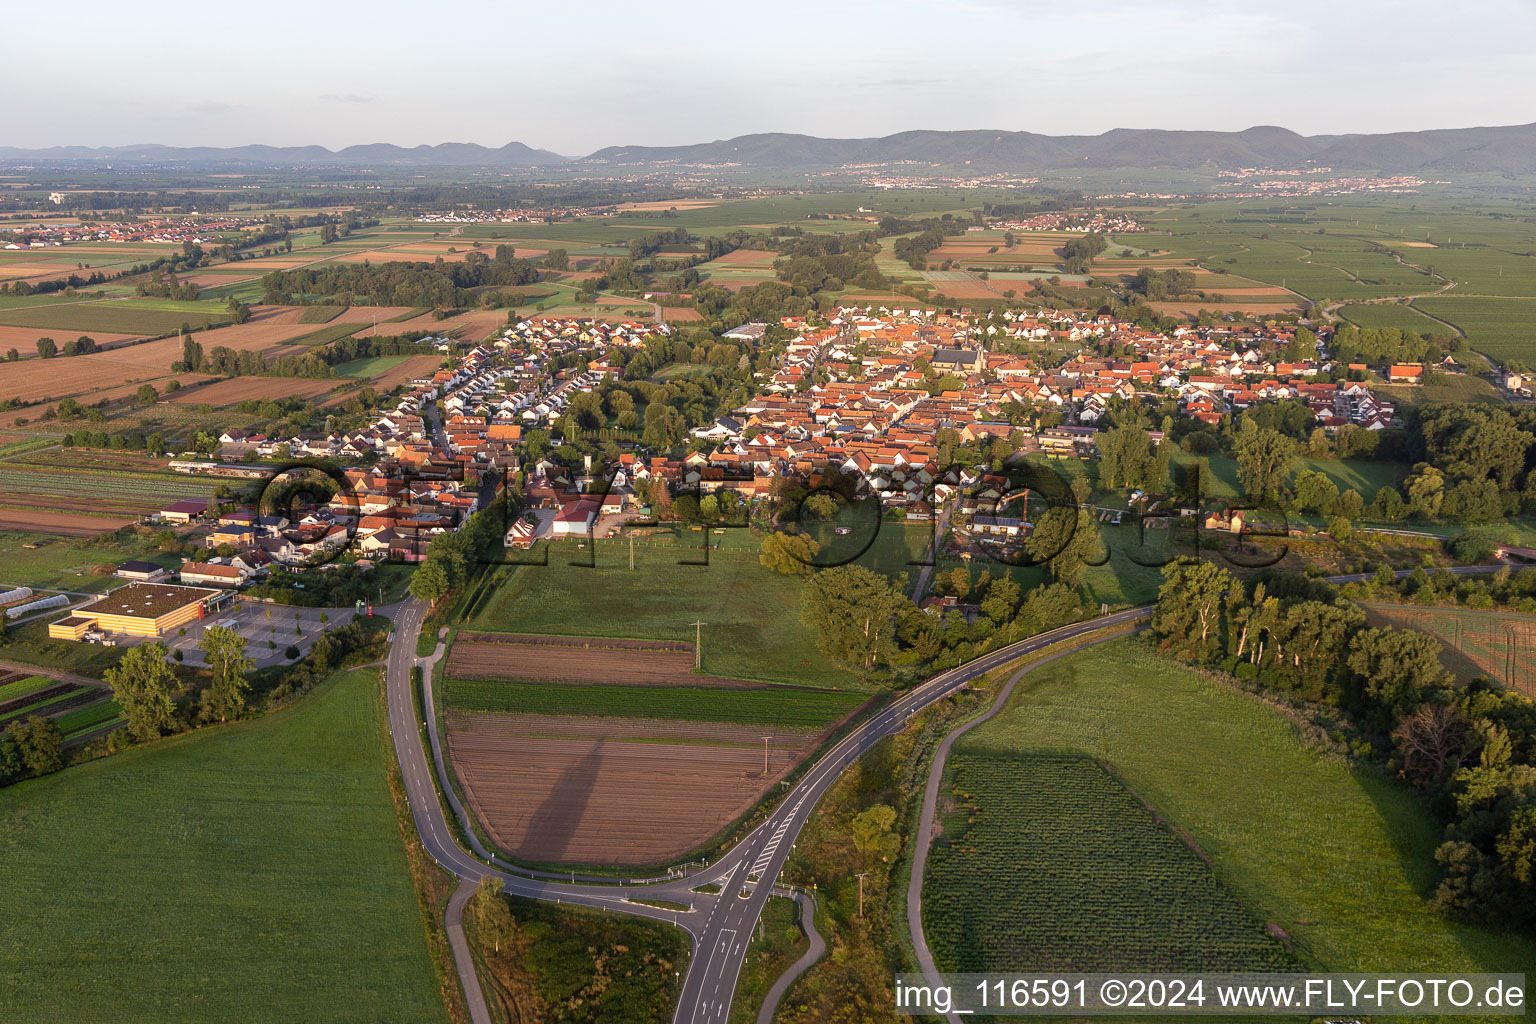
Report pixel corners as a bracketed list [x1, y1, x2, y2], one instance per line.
[284, 645, 300, 660]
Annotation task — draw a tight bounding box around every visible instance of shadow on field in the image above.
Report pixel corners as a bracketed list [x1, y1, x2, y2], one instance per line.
[520, 739, 606, 863]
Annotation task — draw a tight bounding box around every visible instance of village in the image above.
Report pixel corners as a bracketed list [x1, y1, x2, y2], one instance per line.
[45, 289, 1470, 620]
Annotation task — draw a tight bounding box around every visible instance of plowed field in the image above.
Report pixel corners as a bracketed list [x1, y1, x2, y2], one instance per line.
[446, 716, 807, 865]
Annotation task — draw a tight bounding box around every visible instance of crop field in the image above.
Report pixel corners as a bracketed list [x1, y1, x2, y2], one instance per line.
[1339, 301, 1447, 335]
[297, 304, 346, 323]
[0, 672, 53, 703]
[957, 639, 1534, 975]
[926, 753, 1296, 972]
[1410, 296, 1536, 363]
[365, 354, 442, 390]
[0, 463, 216, 503]
[0, 329, 274, 405]
[447, 712, 810, 865]
[446, 631, 770, 689]
[0, 297, 233, 335]
[442, 679, 866, 726]
[0, 462, 217, 523]
[168, 375, 341, 406]
[0, 668, 448, 1024]
[1362, 602, 1536, 696]
[0, 508, 136, 536]
[284, 321, 367, 347]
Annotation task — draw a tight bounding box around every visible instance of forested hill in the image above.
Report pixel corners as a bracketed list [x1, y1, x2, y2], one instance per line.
[8, 122, 1536, 174]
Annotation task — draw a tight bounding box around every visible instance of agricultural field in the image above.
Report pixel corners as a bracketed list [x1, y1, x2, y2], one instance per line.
[925, 753, 1297, 972]
[1339, 301, 1449, 335]
[333, 354, 408, 378]
[0, 297, 233, 335]
[0, 666, 123, 742]
[1362, 602, 1536, 697]
[448, 632, 765, 688]
[1410, 295, 1536, 364]
[446, 712, 815, 865]
[954, 639, 1534, 976]
[0, 668, 448, 1024]
[167, 375, 341, 406]
[442, 680, 865, 725]
[0, 459, 217, 522]
[285, 321, 368, 347]
[462, 544, 858, 688]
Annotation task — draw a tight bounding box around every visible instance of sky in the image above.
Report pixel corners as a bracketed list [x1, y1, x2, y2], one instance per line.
[6, 0, 1536, 154]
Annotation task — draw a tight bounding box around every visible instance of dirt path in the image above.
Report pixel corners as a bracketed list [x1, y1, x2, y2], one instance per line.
[755, 889, 825, 1024]
[905, 625, 1142, 1023]
[0, 659, 105, 690]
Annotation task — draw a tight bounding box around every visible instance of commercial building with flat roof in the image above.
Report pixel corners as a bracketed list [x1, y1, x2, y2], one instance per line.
[48, 582, 226, 640]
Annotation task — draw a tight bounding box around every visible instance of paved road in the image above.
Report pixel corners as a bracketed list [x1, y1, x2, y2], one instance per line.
[384, 594, 1153, 1021]
[383, 564, 1504, 1022]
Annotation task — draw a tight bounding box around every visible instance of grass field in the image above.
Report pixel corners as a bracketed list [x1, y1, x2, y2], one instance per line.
[443, 679, 865, 726]
[1173, 453, 1402, 502]
[333, 355, 408, 378]
[956, 639, 1534, 979]
[0, 668, 448, 1024]
[925, 752, 1297, 972]
[463, 546, 858, 688]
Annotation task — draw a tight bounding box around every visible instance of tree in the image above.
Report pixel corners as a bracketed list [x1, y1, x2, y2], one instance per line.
[1231, 423, 1297, 504]
[1025, 507, 1102, 588]
[474, 874, 520, 954]
[7, 715, 63, 776]
[1153, 560, 1234, 661]
[36, 337, 57, 359]
[1292, 469, 1339, 515]
[1346, 627, 1451, 713]
[103, 641, 178, 741]
[1367, 485, 1406, 521]
[760, 531, 819, 576]
[802, 565, 907, 674]
[136, 383, 159, 406]
[409, 558, 452, 604]
[199, 625, 252, 722]
[850, 803, 900, 862]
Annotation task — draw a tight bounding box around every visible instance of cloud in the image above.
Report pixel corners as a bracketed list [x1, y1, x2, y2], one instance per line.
[189, 102, 239, 116]
[321, 93, 374, 104]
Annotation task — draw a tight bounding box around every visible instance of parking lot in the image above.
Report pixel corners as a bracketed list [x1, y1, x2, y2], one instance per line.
[162, 599, 375, 668]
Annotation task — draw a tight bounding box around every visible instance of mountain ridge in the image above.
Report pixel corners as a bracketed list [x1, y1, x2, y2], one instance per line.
[5, 123, 1536, 174]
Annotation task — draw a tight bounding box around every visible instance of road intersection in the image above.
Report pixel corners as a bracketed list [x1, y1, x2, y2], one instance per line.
[381, 565, 1498, 1023]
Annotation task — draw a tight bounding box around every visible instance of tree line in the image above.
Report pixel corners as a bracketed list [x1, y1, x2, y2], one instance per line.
[1153, 559, 1535, 929]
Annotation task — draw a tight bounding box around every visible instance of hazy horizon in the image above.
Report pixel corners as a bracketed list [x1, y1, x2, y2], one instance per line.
[5, 0, 1536, 153]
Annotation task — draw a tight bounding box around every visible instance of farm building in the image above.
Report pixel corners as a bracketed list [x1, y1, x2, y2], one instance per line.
[47, 582, 228, 640]
[114, 560, 170, 582]
[159, 498, 212, 524]
[552, 500, 599, 536]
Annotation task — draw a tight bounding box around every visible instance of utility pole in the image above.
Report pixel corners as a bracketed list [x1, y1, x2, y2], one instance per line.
[854, 871, 869, 918]
[691, 620, 704, 670]
[762, 735, 771, 776]
[629, 532, 635, 571]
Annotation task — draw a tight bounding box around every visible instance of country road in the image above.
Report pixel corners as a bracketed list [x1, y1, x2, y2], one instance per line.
[384, 597, 1156, 1022]
[381, 565, 1501, 1023]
